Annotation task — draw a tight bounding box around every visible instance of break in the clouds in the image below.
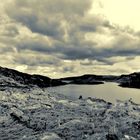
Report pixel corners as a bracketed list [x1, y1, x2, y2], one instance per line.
[0, 0, 140, 78]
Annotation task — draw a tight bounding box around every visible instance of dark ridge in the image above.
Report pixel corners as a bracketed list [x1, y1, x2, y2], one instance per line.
[0, 66, 65, 88]
[60, 74, 118, 81]
[60, 74, 103, 84]
[117, 72, 140, 89]
[60, 74, 103, 81]
[60, 74, 118, 85]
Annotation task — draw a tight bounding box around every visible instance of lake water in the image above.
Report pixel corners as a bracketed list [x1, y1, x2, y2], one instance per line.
[48, 82, 140, 104]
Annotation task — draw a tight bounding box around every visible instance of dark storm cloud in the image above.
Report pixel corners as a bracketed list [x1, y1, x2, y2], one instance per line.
[5, 0, 92, 39]
[16, 35, 140, 63]
[18, 41, 52, 53]
[97, 56, 135, 66]
[0, 0, 140, 76]
[6, 0, 140, 61]
[27, 32, 139, 61]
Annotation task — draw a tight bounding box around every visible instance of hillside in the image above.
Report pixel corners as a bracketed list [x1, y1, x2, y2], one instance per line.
[0, 67, 65, 88]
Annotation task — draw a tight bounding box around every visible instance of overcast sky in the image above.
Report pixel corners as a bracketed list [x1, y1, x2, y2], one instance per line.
[0, 0, 140, 78]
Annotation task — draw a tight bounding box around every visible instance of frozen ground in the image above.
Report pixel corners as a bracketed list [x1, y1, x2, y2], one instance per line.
[0, 86, 140, 140]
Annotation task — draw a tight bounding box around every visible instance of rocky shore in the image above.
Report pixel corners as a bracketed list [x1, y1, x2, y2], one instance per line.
[0, 86, 140, 140]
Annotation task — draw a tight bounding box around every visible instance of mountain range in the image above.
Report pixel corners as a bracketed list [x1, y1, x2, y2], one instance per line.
[0, 66, 140, 89]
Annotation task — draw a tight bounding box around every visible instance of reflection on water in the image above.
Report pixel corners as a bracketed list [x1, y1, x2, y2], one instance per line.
[48, 82, 140, 103]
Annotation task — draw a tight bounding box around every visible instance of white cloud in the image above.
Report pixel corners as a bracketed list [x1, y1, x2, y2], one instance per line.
[91, 0, 140, 31]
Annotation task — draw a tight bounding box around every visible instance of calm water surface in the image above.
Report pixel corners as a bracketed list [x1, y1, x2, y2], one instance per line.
[48, 82, 140, 103]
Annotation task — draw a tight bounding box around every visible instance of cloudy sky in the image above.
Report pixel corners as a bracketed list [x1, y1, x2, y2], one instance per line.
[0, 0, 140, 78]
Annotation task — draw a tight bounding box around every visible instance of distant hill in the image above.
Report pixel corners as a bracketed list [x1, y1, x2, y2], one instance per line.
[117, 72, 140, 88]
[60, 74, 118, 85]
[0, 66, 65, 88]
